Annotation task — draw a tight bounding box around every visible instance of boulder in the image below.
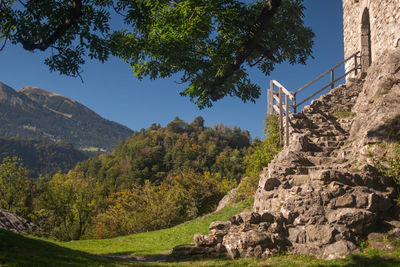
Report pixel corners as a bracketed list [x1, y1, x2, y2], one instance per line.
[0, 209, 41, 234]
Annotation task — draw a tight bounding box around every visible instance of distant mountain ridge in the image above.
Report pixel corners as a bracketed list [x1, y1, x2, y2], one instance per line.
[0, 82, 133, 153]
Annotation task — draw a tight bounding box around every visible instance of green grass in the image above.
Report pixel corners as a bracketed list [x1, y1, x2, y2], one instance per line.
[0, 229, 119, 266]
[1, 201, 400, 266]
[53, 202, 249, 257]
[332, 112, 357, 118]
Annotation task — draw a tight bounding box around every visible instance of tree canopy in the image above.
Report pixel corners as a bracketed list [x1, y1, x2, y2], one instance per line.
[0, 0, 314, 108]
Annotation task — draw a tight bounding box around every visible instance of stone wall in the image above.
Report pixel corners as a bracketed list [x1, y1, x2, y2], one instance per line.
[343, 0, 400, 79]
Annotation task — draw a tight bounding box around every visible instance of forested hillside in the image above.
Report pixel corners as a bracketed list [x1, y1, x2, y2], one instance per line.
[0, 115, 282, 242]
[0, 116, 257, 240]
[75, 116, 250, 189]
[0, 137, 87, 178]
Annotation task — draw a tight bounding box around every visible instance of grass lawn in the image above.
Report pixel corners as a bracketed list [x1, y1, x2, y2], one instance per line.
[1, 201, 400, 266]
[52, 201, 249, 257]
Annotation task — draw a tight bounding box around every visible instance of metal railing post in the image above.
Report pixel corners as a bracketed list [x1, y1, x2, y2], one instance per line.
[293, 93, 297, 114]
[268, 80, 273, 115]
[354, 54, 358, 76]
[268, 51, 360, 148]
[285, 94, 289, 146]
[279, 86, 283, 146]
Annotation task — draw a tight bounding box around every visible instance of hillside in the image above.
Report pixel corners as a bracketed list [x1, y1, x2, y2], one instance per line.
[0, 137, 88, 178]
[28, 116, 252, 241]
[0, 82, 133, 153]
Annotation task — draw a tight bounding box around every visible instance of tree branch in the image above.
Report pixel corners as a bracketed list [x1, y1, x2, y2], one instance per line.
[19, 0, 83, 51]
[0, 37, 7, 51]
[207, 0, 282, 101]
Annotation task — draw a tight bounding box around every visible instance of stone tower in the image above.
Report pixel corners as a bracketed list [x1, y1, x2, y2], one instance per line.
[343, 0, 400, 76]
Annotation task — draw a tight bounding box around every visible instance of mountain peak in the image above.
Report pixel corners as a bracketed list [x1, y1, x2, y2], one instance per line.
[18, 86, 76, 104]
[0, 82, 17, 101]
[0, 81, 133, 153]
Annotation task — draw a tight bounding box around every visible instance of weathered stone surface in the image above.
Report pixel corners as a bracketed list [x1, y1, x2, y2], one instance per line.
[228, 212, 261, 225]
[322, 241, 360, 260]
[343, 0, 400, 80]
[222, 229, 286, 259]
[263, 178, 281, 191]
[367, 193, 392, 213]
[215, 188, 238, 212]
[334, 194, 355, 208]
[0, 209, 41, 234]
[305, 224, 337, 245]
[194, 234, 217, 247]
[368, 240, 395, 251]
[209, 221, 231, 231]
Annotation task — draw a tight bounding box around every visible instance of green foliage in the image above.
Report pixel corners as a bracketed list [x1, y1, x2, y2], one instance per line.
[0, 0, 112, 78]
[90, 170, 230, 239]
[55, 202, 249, 256]
[110, 0, 314, 108]
[75, 116, 249, 189]
[27, 116, 249, 240]
[34, 173, 101, 241]
[1, 0, 314, 107]
[235, 114, 282, 200]
[0, 157, 32, 217]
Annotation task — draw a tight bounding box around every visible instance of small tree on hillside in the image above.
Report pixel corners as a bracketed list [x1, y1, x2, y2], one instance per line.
[0, 157, 31, 215]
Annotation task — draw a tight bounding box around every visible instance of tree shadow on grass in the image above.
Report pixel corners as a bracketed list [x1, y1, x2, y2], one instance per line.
[101, 250, 174, 263]
[0, 229, 128, 266]
[161, 250, 400, 267]
[325, 252, 400, 267]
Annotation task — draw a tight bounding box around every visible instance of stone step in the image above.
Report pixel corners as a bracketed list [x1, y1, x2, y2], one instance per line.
[305, 156, 348, 166]
[330, 149, 354, 158]
[307, 128, 348, 136]
[316, 140, 345, 147]
[301, 151, 335, 157]
[315, 124, 346, 132]
[289, 175, 310, 186]
[312, 135, 347, 142]
[312, 146, 341, 154]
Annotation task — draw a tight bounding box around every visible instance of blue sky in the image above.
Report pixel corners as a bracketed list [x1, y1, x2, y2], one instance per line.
[0, 1, 344, 140]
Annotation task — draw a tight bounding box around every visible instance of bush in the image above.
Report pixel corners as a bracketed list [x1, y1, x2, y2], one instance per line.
[89, 170, 230, 239]
[0, 157, 32, 217]
[235, 114, 282, 201]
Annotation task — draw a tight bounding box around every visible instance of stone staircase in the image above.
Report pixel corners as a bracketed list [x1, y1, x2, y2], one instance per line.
[173, 78, 397, 260]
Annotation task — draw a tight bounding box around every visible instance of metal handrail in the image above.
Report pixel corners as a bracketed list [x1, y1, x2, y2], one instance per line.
[268, 51, 361, 146]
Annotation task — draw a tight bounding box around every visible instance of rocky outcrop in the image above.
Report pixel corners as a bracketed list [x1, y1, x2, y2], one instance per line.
[173, 50, 400, 260]
[0, 209, 41, 234]
[216, 187, 238, 212]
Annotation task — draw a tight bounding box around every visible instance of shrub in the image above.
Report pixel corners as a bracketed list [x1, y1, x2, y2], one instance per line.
[235, 114, 282, 201]
[0, 157, 32, 217]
